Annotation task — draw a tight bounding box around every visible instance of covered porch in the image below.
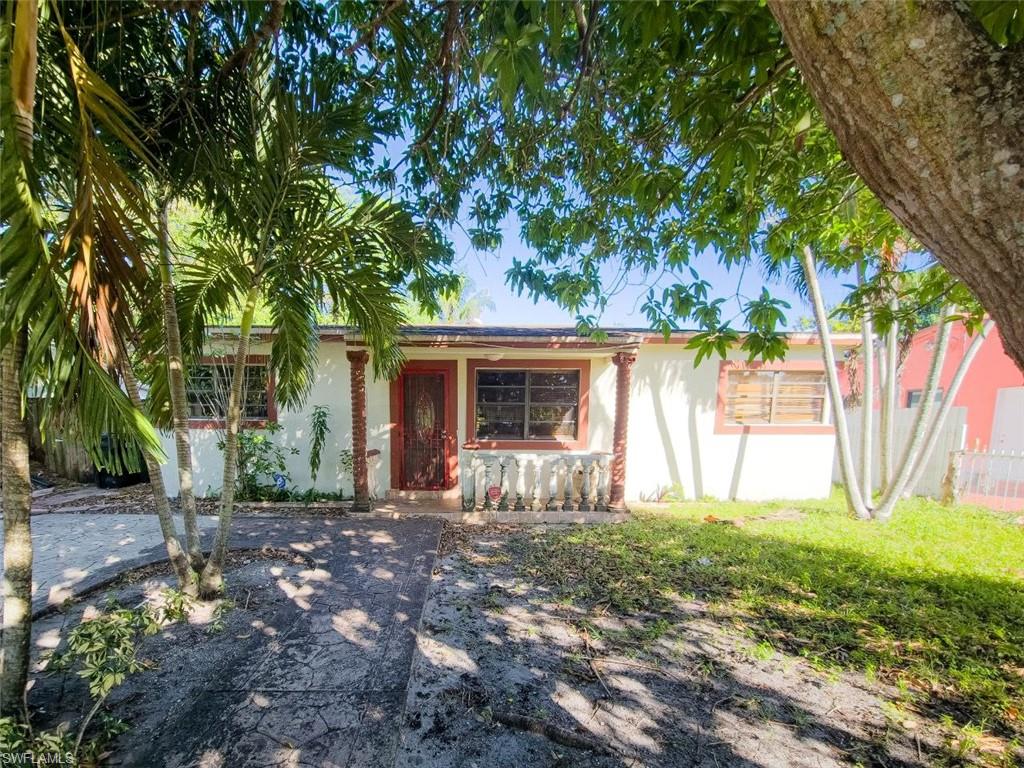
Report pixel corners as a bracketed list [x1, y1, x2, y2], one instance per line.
[344, 328, 641, 514]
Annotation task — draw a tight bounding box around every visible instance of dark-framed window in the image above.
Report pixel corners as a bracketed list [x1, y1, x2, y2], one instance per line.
[724, 369, 827, 426]
[187, 360, 270, 423]
[474, 369, 580, 440]
[906, 388, 943, 408]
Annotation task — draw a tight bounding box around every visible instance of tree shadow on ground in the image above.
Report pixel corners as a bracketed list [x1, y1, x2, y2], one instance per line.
[398, 524, 1024, 767]
[25, 517, 443, 768]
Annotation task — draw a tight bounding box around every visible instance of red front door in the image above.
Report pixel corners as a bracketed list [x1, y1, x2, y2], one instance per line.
[401, 372, 448, 489]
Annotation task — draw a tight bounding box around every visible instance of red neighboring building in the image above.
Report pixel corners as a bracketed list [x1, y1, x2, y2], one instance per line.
[843, 322, 1023, 450]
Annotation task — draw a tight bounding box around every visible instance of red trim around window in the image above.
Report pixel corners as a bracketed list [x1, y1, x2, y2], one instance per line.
[389, 360, 459, 490]
[188, 355, 277, 430]
[714, 360, 835, 436]
[463, 358, 591, 451]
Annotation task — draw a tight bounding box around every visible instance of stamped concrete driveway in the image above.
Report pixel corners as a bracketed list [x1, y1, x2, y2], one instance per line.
[7, 513, 443, 768]
[11, 513, 221, 613]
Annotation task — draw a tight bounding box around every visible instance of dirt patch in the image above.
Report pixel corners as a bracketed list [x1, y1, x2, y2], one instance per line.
[28, 557, 316, 761]
[702, 508, 806, 526]
[24, 516, 443, 767]
[102, 547, 314, 586]
[398, 527, 951, 768]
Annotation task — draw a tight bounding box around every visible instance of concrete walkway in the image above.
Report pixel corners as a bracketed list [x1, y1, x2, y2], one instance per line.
[6, 513, 443, 768]
[8, 513, 220, 613]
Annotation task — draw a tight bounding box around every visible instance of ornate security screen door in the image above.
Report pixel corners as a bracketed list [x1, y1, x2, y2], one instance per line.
[402, 372, 447, 489]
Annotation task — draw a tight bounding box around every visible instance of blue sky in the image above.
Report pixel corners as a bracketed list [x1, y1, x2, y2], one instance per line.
[368, 138, 857, 330]
[444, 215, 856, 330]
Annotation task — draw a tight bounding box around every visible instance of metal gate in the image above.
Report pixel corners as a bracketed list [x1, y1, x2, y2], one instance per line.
[401, 372, 447, 489]
[949, 450, 1024, 512]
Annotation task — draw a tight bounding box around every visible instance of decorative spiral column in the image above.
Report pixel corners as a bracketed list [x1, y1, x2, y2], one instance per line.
[609, 351, 637, 510]
[347, 350, 370, 512]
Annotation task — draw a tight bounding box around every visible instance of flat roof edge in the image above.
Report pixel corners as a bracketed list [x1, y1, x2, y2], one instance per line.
[206, 325, 861, 347]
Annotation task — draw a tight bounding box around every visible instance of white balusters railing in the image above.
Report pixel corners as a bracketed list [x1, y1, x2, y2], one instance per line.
[461, 451, 611, 512]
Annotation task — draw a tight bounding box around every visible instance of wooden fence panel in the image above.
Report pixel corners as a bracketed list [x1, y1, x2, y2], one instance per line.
[26, 398, 95, 483]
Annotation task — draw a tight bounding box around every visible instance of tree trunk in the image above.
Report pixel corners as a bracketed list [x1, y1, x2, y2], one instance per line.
[857, 262, 874, 501]
[879, 304, 899, 490]
[116, 339, 196, 593]
[1, 333, 32, 718]
[767, 1, 1024, 371]
[158, 197, 203, 569]
[873, 307, 953, 520]
[2, 0, 37, 720]
[800, 247, 871, 520]
[905, 318, 995, 494]
[199, 284, 259, 598]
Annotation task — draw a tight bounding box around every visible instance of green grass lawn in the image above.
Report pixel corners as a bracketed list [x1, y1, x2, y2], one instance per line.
[522, 492, 1024, 756]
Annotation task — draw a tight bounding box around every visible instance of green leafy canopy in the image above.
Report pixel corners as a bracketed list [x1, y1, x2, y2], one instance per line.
[346, 0, 1006, 359]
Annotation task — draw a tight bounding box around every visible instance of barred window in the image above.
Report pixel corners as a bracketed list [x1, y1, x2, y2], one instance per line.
[724, 370, 827, 425]
[475, 369, 580, 440]
[187, 361, 269, 422]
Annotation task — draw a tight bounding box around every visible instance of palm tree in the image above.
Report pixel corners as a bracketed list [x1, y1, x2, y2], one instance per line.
[0, 0, 166, 716]
[132, 49, 248, 573]
[180, 77, 451, 597]
[403, 277, 495, 324]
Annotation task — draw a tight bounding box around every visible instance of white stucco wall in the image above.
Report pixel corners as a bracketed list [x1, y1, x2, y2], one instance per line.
[158, 339, 836, 502]
[625, 345, 835, 501]
[158, 341, 357, 498]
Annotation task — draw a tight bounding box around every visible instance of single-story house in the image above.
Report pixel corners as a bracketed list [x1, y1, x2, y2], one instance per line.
[157, 325, 859, 509]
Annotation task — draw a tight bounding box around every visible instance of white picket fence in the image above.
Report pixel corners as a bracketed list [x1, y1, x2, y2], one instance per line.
[832, 406, 968, 498]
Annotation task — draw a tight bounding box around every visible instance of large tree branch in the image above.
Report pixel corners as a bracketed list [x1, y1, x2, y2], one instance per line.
[767, 0, 1024, 371]
[560, 0, 600, 119]
[220, 0, 285, 75]
[343, 0, 405, 57]
[411, 0, 460, 151]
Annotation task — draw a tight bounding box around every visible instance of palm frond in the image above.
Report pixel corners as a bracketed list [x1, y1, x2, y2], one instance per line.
[177, 236, 251, 355]
[299, 196, 453, 380]
[51, 12, 156, 361]
[1, 9, 162, 471]
[34, 311, 165, 473]
[263, 274, 320, 409]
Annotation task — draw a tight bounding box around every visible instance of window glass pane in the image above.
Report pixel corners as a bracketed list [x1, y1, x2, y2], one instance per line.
[475, 403, 526, 439]
[187, 362, 268, 422]
[776, 371, 826, 398]
[529, 386, 578, 404]
[528, 405, 576, 423]
[725, 371, 773, 424]
[476, 385, 526, 403]
[474, 368, 582, 440]
[529, 371, 579, 388]
[240, 365, 268, 418]
[772, 399, 826, 423]
[907, 388, 943, 407]
[527, 405, 577, 439]
[725, 400, 772, 424]
[477, 370, 526, 387]
[727, 370, 774, 396]
[528, 420, 578, 439]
